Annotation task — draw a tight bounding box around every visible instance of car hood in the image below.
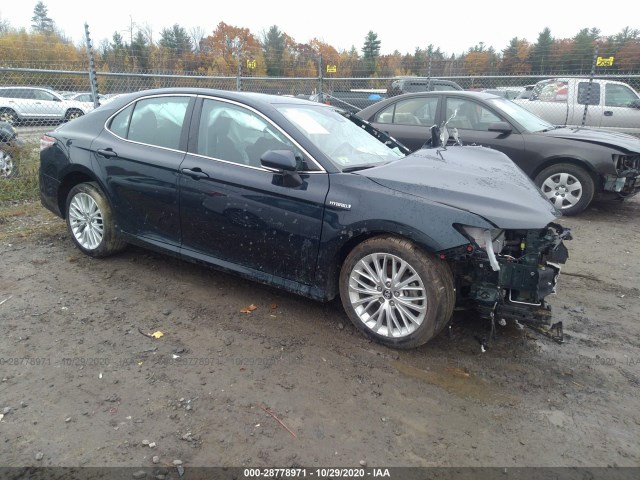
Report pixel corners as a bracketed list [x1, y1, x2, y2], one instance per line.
[540, 127, 640, 152]
[357, 146, 559, 229]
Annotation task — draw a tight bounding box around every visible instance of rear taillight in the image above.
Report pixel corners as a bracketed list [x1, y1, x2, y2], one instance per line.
[40, 134, 56, 151]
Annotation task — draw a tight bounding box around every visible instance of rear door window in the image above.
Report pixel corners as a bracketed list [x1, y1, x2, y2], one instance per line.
[109, 96, 190, 150]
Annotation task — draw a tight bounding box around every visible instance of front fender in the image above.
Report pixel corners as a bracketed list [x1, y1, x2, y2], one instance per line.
[314, 174, 494, 300]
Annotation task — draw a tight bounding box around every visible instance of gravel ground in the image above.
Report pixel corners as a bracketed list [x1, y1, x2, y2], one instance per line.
[0, 196, 639, 472]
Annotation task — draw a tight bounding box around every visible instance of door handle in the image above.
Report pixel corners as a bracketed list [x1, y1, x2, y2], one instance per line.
[96, 148, 118, 158]
[181, 167, 210, 180]
[604, 111, 613, 116]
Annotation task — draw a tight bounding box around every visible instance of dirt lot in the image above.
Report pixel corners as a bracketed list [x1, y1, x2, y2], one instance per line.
[1, 196, 639, 471]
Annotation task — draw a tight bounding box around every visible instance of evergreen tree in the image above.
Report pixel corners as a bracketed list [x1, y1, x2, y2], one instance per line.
[261, 25, 285, 76]
[531, 27, 554, 74]
[130, 30, 150, 71]
[159, 24, 193, 57]
[572, 28, 600, 73]
[31, 1, 54, 34]
[362, 31, 381, 75]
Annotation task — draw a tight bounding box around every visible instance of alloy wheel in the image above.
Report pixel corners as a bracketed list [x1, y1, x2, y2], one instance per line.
[0, 150, 14, 178]
[68, 192, 104, 250]
[348, 253, 427, 338]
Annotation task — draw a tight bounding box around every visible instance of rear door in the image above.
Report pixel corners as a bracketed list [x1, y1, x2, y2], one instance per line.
[90, 94, 194, 247]
[21, 88, 64, 120]
[178, 96, 329, 284]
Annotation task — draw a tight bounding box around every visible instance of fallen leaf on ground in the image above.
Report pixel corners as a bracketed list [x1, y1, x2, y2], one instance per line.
[151, 331, 164, 339]
[240, 304, 258, 313]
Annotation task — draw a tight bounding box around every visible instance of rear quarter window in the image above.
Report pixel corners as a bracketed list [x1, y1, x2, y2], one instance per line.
[577, 82, 601, 105]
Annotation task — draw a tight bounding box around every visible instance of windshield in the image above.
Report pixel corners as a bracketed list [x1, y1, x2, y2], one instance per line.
[486, 97, 555, 132]
[276, 104, 405, 170]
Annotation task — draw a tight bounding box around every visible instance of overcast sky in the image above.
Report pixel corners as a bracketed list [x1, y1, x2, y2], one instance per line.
[1, 0, 635, 56]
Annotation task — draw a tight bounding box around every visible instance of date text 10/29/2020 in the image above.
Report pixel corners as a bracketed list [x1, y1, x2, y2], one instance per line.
[243, 468, 391, 478]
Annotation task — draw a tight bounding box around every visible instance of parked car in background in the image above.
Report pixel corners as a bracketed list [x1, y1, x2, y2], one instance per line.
[514, 84, 536, 100]
[62, 92, 108, 104]
[39, 88, 571, 349]
[387, 77, 463, 97]
[482, 87, 524, 100]
[0, 86, 93, 125]
[513, 78, 640, 136]
[356, 91, 640, 215]
[0, 120, 22, 178]
[310, 89, 387, 113]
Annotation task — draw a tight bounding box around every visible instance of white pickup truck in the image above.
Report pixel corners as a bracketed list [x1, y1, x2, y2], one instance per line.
[513, 78, 640, 136]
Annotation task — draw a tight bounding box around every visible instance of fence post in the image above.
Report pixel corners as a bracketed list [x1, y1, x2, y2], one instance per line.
[581, 42, 599, 128]
[84, 23, 100, 108]
[317, 55, 323, 103]
[235, 39, 242, 92]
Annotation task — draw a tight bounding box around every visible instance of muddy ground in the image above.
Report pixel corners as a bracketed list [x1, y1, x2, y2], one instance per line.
[0, 196, 639, 471]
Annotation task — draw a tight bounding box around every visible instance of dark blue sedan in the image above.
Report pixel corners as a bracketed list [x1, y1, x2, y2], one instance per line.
[39, 88, 570, 349]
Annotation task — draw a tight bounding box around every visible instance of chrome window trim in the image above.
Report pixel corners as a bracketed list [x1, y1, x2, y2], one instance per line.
[196, 94, 326, 174]
[103, 92, 327, 173]
[104, 93, 195, 154]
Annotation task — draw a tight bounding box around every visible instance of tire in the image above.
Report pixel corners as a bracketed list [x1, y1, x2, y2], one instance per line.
[65, 109, 84, 121]
[339, 235, 454, 349]
[0, 109, 18, 125]
[0, 148, 17, 179]
[65, 182, 127, 258]
[534, 163, 594, 216]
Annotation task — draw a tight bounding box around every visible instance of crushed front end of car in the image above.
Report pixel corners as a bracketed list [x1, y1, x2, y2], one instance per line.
[347, 120, 575, 345]
[356, 142, 574, 344]
[605, 153, 640, 199]
[441, 222, 572, 341]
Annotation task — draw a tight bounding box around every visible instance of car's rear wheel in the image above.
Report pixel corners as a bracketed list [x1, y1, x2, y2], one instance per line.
[65, 182, 126, 258]
[65, 109, 84, 121]
[0, 109, 18, 125]
[0, 148, 17, 178]
[534, 163, 594, 216]
[339, 236, 454, 349]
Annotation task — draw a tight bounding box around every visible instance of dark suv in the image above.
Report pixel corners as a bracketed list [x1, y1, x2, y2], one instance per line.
[387, 77, 463, 97]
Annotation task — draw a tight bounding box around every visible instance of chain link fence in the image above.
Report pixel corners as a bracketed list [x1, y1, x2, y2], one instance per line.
[1, 65, 640, 199]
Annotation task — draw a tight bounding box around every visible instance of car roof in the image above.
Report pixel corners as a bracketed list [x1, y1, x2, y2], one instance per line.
[115, 87, 319, 108]
[355, 90, 502, 117]
[376, 90, 501, 100]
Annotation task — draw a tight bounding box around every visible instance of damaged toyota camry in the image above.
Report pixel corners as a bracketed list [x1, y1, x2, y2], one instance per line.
[39, 88, 571, 349]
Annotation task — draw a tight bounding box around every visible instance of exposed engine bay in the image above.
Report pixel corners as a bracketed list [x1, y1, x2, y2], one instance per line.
[442, 222, 572, 342]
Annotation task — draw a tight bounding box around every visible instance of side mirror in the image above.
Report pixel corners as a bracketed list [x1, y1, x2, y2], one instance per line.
[630, 99, 640, 109]
[487, 121, 513, 134]
[261, 150, 297, 171]
[261, 150, 303, 188]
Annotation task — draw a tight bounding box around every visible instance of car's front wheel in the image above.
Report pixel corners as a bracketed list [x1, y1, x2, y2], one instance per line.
[339, 236, 454, 349]
[65, 182, 126, 258]
[534, 163, 594, 216]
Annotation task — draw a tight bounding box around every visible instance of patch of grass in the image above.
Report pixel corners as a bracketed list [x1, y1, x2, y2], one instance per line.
[0, 199, 65, 242]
